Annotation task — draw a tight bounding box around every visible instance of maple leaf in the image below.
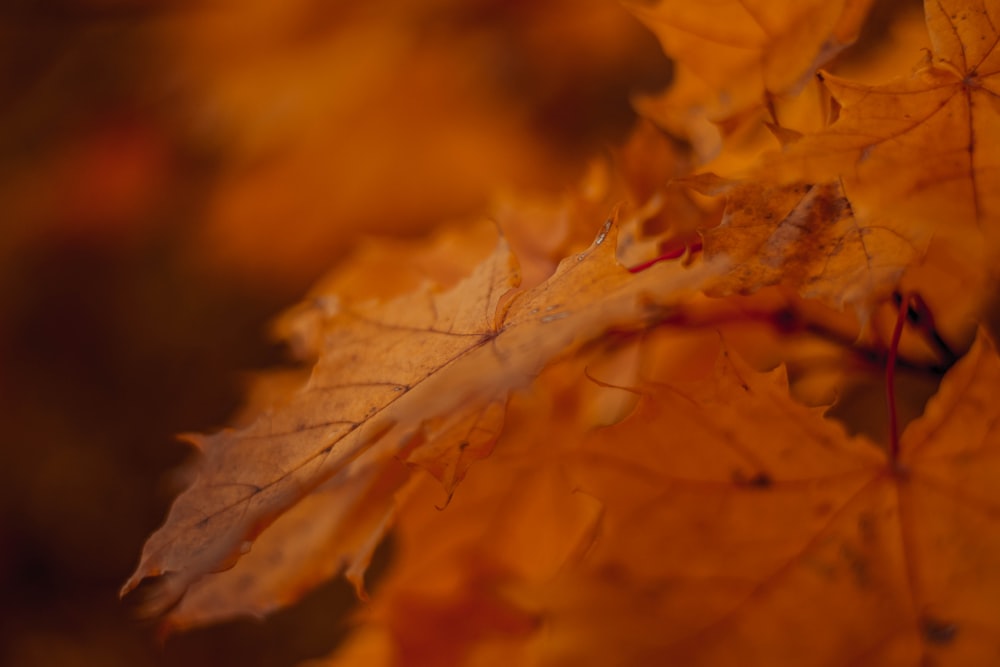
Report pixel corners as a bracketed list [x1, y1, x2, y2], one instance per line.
[159, 458, 406, 631]
[120, 235, 519, 617]
[515, 333, 1000, 666]
[770, 0, 1000, 262]
[121, 220, 723, 620]
[308, 359, 606, 667]
[629, 0, 873, 154]
[115, 4, 1000, 665]
[690, 175, 925, 311]
[315, 332, 1000, 666]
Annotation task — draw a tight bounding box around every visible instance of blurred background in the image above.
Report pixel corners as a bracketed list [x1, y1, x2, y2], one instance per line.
[0, 1, 671, 665]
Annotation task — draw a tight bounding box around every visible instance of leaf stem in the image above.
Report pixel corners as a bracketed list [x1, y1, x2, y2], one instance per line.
[627, 241, 702, 273]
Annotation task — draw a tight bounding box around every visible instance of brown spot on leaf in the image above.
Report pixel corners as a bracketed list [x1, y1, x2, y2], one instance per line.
[921, 616, 958, 645]
[732, 470, 773, 489]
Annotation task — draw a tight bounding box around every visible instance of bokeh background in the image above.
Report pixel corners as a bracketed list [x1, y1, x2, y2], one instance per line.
[0, 1, 671, 665]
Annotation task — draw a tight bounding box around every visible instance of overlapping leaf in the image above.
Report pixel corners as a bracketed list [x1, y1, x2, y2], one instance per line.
[315, 332, 1000, 666]
[310, 360, 606, 667]
[629, 0, 873, 141]
[770, 0, 1000, 261]
[122, 220, 722, 620]
[691, 175, 925, 310]
[118, 3, 1000, 662]
[533, 333, 1000, 665]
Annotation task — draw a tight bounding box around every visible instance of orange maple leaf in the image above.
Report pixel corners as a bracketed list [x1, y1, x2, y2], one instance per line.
[159, 456, 406, 631]
[117, 3, 1000, 664]
[770, 0, 1000, 263]
[121, 220, 722, 620]
[629, 0, 873, 153]
[311, 359, 607, 667]
[316, 333, 1000, 666]
[521, 332, 1000, 665]
[691, 175, 925, 311]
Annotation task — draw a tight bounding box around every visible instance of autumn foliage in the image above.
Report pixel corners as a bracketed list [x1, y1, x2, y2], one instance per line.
[125, 1, 1000, 665]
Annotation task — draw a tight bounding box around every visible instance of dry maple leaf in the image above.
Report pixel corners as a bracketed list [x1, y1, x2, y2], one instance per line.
[120, 234, 519, 617]
[769, 0, 1000, 262]
[122, 219, 723, 621]
[309, 358, 608, 667]
[502, 332, 1000, 666]
[160, 456, 407, 631]
[147, 366, 400, 629]
[691, 175, 926, 311]
[271, 220, 504, 363]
